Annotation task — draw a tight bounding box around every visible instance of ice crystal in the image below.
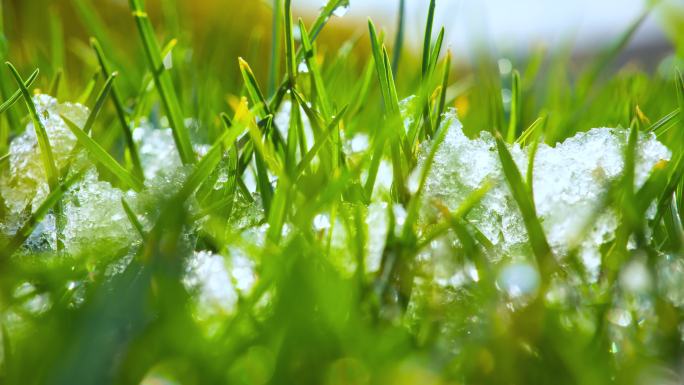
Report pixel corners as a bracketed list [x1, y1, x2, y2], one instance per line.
[418, 110, 671, 279]
[62, 168, 137, 255]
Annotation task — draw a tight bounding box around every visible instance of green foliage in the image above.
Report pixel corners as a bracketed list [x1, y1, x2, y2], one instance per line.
[0, 1, 683, 384]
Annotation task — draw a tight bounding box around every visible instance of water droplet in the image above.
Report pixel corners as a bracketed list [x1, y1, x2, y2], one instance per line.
[497, 262, 540, 299]
[498, 58, 512, 75]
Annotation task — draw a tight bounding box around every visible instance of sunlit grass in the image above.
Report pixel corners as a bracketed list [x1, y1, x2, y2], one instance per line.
[0, 0, 683, 384]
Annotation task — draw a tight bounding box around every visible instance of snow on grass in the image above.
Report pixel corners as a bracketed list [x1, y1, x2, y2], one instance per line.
[418, 109, 671, 280]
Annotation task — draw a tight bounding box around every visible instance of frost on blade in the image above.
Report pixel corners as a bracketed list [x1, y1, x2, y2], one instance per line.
[418, 109, 671, 279]
[1, 95, 89, 214]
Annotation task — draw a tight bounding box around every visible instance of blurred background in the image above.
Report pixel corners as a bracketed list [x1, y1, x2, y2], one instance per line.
[3, 0, 684, 89]
[1, 0, 681, 158]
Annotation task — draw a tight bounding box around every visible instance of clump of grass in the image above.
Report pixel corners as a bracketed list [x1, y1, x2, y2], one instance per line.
[0, 1, 683, 384]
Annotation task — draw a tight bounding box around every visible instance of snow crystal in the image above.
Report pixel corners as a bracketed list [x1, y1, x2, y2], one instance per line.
[62, 168, 138, 255]
[133, 122, 182, 181]
[418, 109, 671, 279]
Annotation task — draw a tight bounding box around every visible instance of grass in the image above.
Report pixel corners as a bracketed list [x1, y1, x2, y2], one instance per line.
[0, 0, 683, 384]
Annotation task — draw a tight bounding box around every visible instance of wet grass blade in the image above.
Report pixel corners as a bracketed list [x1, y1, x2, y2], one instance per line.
[0, 68, 38, 114]
[129, 0, 195, 165]
[495, 133, 555, 278]
[61, 115, 143, 192]
[6, 63, 59, 190]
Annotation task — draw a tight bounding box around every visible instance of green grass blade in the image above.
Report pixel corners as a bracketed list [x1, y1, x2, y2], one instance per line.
[48, 69, 62, 99]
[517, 113, 546, 145]
[295, 106, 348, 178]
[91, 38, 144, 178]
[299, 20, 333, 120]
[284, 0, 296, 87]
[268, 0, 283, 96]
[0, 68, 38, 114]
[121, 197, 145, 239]
[427, 27, 445, 76]
[495, 133, 555, 278]
[178, 119, 244, 202]
[6, 63, 59, 190]
[129, 0, 195, 165]
[392, 0, 406, 74]
[61, 115, 143, 192]
[368, 20, 391, 111]
[507, 70, 521, 143]
[83, 72, 116, 134]
[239, 57, 272, 118]
[401, 113, 451, 240]
[650, 108, 680, 137]
[421, 0, 436, 78]
[435, 51, 451, 129]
